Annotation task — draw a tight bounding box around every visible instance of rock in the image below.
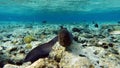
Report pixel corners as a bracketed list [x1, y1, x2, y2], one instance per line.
[50, 42, 92, 68]
[110, 31, 120, 34]
[0, 46, 3, 50]
[24, 24, 33, 28]
[112, 25, 120, 30]
[72, 27, 81, 32]
[72, 32, 79, 37]
[72, 32, 79, 42]
[108, 43, 114, 47]
[73, 36, 78, 42]
[3, 62, 31, 68]
[9, 47, 17, 53]
[3, 64, 20, 68]
[26, 58, 59, 68]
[78, 36, 88, 43]
[25, 59, 45, 68]
[59, 52, 92, 68]
[14, 53, 25, 62]
[49, 42, 65, 62]
[103, 45, 108, 49]
[3, 34, 13, 38]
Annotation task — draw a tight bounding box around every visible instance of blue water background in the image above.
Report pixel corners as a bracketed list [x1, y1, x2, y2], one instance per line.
[0, 10, 120, 23]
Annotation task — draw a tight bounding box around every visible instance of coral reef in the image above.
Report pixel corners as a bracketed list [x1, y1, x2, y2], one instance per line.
[23, 35, 34, 43]
[25, 44, 32, 49]
[0, 23, 120, 68]
[72, 27, 81, 32]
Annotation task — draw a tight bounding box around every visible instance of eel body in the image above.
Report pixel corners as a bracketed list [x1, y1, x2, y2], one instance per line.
[24, 36, 58, 63]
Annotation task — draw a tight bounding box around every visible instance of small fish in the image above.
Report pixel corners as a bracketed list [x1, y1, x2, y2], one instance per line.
[94, 23, 99, 28]
[42, 20, 47, 24]
[118, 21, 120, 24]
[92, 21, 99, 28]
[23, 36, 58, 63]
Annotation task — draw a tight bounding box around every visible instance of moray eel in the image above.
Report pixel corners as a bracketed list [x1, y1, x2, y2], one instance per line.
[23, 26, 73, 63]
[58, 27, 73, 47]
[23, 36, 58, 63]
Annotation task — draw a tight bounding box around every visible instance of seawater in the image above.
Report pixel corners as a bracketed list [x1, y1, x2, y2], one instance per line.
[0, 10, 120, 24]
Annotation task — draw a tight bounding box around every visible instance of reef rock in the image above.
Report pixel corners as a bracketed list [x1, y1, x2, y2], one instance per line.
[49, 42, 66, 62]
[50, 42, 92, 68]
[110, 30, 120, 34]
[3, 62, 31, 68]
[72, 27, 81, 32]
[26, 58, 59, 68]
[59, 52, 92, 68]
[3, 64, 20, 68]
